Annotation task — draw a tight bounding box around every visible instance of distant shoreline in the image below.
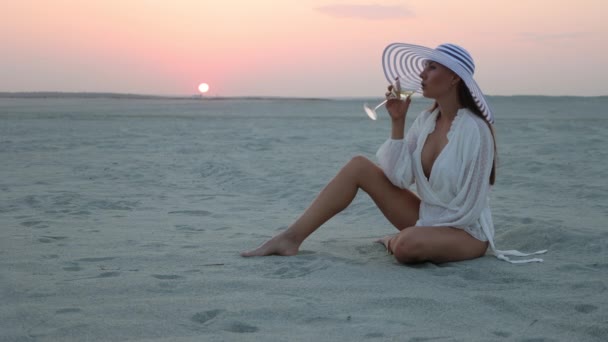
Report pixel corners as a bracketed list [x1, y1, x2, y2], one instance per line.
[0, 91, 606, 100]
[0, 92, 332, 101]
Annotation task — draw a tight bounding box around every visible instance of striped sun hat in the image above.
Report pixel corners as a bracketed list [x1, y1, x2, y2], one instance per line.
[382, 43, 494, 124]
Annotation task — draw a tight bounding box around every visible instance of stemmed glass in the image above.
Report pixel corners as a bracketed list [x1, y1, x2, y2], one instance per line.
[363, 77, 420, 120]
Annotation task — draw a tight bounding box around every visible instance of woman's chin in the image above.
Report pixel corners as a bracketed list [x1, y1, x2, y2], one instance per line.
[421, 89, 438, 100]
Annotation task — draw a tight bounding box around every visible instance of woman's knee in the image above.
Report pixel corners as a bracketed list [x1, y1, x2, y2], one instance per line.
[392, 230, 426, 264]
[348, 155, 372, 169]
[346, 155, 381, 178]
[343, 155, 371, 177]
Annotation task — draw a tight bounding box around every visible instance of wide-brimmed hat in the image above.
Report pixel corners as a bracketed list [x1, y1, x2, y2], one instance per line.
[382, 43, 494, 124]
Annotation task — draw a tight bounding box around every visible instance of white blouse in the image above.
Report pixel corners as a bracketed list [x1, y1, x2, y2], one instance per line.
[376, 108, 547, 263]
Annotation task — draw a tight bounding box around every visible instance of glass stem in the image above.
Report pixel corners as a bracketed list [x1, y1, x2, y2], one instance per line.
[374, 99, 388, 110]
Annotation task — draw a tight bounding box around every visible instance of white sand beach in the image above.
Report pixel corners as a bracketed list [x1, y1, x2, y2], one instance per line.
[1, 96, 607, 341]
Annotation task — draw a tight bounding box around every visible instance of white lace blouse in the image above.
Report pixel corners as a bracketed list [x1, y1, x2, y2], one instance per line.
[376, 107, 547, 263]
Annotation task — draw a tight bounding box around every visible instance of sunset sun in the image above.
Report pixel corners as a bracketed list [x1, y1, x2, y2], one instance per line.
[198, 83, 210, 93]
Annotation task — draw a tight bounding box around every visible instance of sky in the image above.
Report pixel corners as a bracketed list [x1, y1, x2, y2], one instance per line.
[1, 0, 607, 97]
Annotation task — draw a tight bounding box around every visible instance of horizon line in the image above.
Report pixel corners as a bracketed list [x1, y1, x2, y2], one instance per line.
[1, 91, 606, 100]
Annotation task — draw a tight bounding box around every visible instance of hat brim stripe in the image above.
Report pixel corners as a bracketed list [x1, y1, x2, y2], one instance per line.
[437, 45, 475, 75]
[383, 46, 426, 92]
[382, 43, 494, 124]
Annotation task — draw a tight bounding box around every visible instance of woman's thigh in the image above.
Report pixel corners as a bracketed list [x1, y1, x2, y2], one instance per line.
[391, 226, 489, 264]
[350, 156, 420, 230]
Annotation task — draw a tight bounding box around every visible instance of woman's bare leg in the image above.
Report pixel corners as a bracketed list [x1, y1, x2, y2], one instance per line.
[378, 226, 489, 264]
[241, 156, 420, 257]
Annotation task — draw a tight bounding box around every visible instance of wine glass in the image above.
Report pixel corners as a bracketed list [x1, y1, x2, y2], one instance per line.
[363, 77, 420, 120]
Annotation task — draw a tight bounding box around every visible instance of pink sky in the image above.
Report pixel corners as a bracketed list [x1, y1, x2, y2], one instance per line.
[2, 0, 607, 97]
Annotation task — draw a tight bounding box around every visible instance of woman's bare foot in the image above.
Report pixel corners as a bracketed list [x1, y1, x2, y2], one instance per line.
[375, 234, 398, 254]
[240, 234, 301, 257]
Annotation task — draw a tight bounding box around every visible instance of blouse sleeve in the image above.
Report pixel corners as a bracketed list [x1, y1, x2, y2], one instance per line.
[375, 113, 422, 189]
[421, 117, 494, 227]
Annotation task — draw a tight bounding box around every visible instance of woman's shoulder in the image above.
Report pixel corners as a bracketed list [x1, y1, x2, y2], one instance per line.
[449, 109, 493, 152]
[457, 108, 492, 139]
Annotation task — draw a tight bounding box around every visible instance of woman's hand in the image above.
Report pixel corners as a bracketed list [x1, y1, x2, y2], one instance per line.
[385, 84, 412, 122]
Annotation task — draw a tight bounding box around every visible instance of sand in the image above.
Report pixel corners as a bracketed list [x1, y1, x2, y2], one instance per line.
[1, 96, 607, 341]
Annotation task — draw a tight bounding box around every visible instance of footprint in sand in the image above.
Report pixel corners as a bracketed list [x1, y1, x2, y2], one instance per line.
[264, 253, 328, 279]
[66, 271, 121, 281]
[63, 265, 83, 272]
[77, 257, 116, 262]
[175, 224, 205, 232]
[151, 274, 183, 280]
[191, 309, 224, 324]
[492, 330, 512, 338]
[574, 304, 598, 314]
[222, 321, 259, 333]
[355, 244, 377, 256]
[38, 235, 68, 243]
[21, 220, 48, 228]
[588, 262, 608, 270]
[95, 271, 120, 278]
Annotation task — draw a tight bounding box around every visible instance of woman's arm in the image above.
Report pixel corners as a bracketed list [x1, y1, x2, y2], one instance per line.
[385, 91, 412, 139]
[376, 96, 423, 190]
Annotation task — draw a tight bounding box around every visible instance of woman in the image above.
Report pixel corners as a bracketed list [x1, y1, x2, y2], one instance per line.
[241, 43, 546, 264]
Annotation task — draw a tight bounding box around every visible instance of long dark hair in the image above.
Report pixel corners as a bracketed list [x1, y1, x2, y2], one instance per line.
[430, 82, 497, 185]
[459, 82, 496, 185]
